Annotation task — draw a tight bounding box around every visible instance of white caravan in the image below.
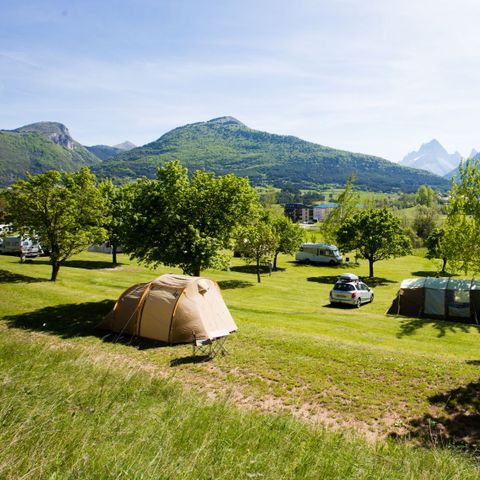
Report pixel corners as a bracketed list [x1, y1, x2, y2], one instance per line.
[295, 243, 343, 265]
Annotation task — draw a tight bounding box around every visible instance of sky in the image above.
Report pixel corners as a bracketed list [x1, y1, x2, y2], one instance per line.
[1, 0, 480, 162]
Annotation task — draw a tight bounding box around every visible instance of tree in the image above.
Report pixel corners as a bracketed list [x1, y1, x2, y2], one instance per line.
[99, 180, 135, 265]
[4, 168, 105, 281]
[122, 161, 260, 276]
[412, 205, 438, 242]
[416, 185, 436, 207]
[337, 208, 412, 277]
[322, 175, 359, 244]
[271, 215, 304, 270]
[426, 227, 448, 274]
[441, 158, 480, 274]
[235, 217, 279, 283]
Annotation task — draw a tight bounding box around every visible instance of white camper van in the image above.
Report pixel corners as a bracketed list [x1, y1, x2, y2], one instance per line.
[295, 243, 343, 265]
[0, 235, 43, 262]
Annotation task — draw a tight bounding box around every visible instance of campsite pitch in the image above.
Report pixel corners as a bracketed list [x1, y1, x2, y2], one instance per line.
[1, 251, 480, 478]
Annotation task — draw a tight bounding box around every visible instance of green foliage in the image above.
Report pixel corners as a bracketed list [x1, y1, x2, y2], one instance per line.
[442, 159, 480, 275]
[412, 205, 438, 241]
[93, 118, 450, 193]
[235, 215, 279, 283]
[4, 168, 106, 280]
[272, 215, 304, 269]
[122, 161, 260, 276]
[416, 185, 436, 207]
[99, 180, 136, 264]
[426, 227, 448, 273]
[337, 208, 412, 277]
[322, 175, 359, 244]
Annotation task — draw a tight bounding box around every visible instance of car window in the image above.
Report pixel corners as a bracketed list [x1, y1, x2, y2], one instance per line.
[359, 283, 368, 290]
[334, 283, 355, 291]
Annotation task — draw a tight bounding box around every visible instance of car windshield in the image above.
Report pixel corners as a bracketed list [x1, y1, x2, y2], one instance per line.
[333, 283, 355, 291]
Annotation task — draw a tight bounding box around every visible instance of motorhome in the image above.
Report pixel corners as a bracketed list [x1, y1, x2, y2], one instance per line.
[0, 235, 43, 262]
[295, 243, 343, 265]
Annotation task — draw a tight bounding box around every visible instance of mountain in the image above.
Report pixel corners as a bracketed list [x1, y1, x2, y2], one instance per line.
[113, 141, 136, 151]
[0, 122, 100, 187]
[445, 150, 480, 179]
[86, 141, 136, 160]
[93, 116, 449, 193]
[400, 139, 462, 176]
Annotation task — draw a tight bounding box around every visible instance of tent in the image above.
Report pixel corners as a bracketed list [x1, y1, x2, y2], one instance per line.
[387, 277, 480, 324]
[98, 274, 237, 343]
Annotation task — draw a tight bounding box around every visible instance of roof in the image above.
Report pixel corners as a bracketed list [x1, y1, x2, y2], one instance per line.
[151, 273, 212, 290]
[400, 277, 480, 290]
[312, 203, 337, 208]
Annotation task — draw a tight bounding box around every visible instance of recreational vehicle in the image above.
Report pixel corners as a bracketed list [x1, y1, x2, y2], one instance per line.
[295, 243, 343, 265]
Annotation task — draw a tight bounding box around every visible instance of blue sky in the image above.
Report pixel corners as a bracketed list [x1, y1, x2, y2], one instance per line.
[1, 0, 480, 162]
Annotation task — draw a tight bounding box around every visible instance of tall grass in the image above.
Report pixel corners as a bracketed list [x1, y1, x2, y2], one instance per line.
[0, 333, 478, 480]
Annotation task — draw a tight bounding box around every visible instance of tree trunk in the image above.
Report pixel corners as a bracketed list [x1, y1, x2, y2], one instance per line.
[193, 263, 201, 277]
[112, 243, 117, 265]
[273, 251, 279, 271]
[441, 257, 447, 274]
[256, 255, 261, 283]
[50, 261, 60, 282]
[368, 259, 374, 278]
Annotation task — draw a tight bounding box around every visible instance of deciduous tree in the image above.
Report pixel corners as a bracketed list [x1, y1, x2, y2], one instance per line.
[122, 161, 260, 276]
[271, 215, 304, 270]
[4, 168, 105, 281]
[235, 216, 279, 283]
[442, 159, 480, 274]
[322, 175, 359, 244]
[337, 208, 412, 277]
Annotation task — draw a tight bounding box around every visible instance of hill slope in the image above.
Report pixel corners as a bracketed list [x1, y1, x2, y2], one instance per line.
[95, 117, 449, 192]
[0, 122, 100, 187]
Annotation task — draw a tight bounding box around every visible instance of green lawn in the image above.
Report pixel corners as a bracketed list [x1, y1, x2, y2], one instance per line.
[1, 251, 480, 478]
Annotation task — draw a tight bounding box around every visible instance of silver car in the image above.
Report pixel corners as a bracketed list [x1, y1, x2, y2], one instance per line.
[329, 275, 374, 307]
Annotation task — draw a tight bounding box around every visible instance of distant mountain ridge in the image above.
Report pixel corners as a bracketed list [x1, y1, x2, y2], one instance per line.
[0, 118, 451, 192]
[0, 122, 100, 186]
[400, 139, 479, 177]
[86, 140, 136, 160]
[400, 139, 462, 176]
[93, 116, 450, 193]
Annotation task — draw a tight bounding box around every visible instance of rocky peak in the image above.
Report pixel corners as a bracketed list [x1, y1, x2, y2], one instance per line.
[206, 116, 245, 126]
[14, 122, 76, 150]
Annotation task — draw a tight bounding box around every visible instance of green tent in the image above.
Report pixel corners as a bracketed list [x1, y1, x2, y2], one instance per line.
[387, 277, 480, 324]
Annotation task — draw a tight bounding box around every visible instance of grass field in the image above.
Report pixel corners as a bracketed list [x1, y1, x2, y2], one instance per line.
[1, 250, 480, 478]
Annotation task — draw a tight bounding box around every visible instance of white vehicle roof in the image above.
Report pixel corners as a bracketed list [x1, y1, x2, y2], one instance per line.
[338, 273, 359, 282]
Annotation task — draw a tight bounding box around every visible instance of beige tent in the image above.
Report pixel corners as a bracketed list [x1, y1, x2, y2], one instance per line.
[98, 274, 237, 344]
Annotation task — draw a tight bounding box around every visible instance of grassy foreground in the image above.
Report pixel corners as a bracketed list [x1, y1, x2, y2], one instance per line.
[1, 251, 480, 478]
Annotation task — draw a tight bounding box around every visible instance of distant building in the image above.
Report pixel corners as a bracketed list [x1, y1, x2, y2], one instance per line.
[312, 203, 337, 221]
[284, 203, 314, 223]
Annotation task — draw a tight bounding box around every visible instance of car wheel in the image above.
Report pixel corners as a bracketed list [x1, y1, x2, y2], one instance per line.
[304, 259, 311, 265]
[370, 293, 374, 303]
[356, 298, 361, 308]
[329, 260, 335, 265]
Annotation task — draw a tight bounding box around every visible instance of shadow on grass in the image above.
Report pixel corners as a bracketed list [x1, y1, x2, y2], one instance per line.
[230, 265, 270, 274]
[307, 275, 395, 287]
[411, 270, 458, 278]
[0, 269, 47, 284]
[34, 259, 121, 270]
[322, 303, 356, 309]
[390, 373, 480, 451]
[4, 300, 115, 339]
[170, 355, 212, 366]
[218, 279, 254, 290]
[396, 317, 478, 338]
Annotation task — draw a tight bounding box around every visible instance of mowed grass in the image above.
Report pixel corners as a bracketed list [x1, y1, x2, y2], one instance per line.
[1, 251, 480, 478]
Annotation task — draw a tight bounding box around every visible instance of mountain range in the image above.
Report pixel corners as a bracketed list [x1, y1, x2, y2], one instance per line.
[400, 139, 478, 178]
[0, 117, 450, 192]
